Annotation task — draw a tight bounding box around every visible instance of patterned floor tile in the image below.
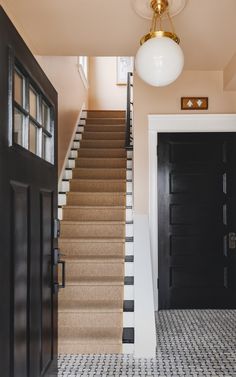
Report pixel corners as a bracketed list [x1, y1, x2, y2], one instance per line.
[58, 310, 236, 376]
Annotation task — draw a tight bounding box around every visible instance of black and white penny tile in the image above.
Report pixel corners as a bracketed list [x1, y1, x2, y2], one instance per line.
[58, 310, 236, 376]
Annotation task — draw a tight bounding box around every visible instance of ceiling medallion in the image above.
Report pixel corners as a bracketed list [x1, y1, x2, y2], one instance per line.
[132, 0, 188, 20]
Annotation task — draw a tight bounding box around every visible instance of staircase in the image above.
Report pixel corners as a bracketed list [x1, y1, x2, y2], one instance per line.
[58, 110, 131, 354]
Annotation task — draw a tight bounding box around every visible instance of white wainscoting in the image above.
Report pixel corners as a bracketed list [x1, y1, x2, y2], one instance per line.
[148, 114, 236, 310]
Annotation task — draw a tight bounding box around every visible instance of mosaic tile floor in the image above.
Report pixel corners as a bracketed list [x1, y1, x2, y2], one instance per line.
[58, 310, 236, 376]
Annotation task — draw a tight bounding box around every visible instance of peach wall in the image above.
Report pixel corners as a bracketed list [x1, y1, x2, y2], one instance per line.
[37, 56, 88, 174]
[89, 57, 126, 110]
[133, 71, 236, 214]
[224, 52, 236, 91]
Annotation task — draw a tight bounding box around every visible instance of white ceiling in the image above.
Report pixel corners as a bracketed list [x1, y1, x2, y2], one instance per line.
[1, 0, 236, 70]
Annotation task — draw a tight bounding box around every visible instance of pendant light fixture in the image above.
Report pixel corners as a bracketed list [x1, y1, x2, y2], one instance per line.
[135, 0, 184, 87]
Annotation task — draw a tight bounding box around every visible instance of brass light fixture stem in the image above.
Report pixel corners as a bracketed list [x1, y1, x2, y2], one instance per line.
[140, 0, 180, 45]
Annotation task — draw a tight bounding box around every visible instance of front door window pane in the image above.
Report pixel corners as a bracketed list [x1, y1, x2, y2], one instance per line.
[14, 108, 24, 146]
[29, 88, 37, 119]
[29, 122, 37, 154]
[42, 102, 50, 130]
[14, 71, 24, 107]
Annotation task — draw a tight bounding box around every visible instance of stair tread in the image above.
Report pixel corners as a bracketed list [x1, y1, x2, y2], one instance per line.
[67, 192, 126, 195]
[63, 255, 125, 263]
[59, 300, 123, 313]
[70, 178, 126, 182]
[73, 167, 126, 170]
[61, 220, 126, 224]
[66, 276, 124, 286]
[76, 157, 126, 160]
[59, 327, 122, 344]
[59, 238, 125, 243]
[63, 205, 125, 209]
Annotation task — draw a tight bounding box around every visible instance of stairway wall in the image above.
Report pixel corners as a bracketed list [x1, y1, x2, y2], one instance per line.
[88, 57, 126, 110]
[36, 56, 88, 174]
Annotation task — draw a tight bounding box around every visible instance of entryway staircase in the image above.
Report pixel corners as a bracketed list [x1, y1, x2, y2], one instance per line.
[58, 110, 134, 354]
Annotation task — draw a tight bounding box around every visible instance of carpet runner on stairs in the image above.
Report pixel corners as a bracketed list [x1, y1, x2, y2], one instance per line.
[58, 110, 126, 354]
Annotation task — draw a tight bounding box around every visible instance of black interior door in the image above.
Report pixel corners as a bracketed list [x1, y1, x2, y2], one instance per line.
[0, 7, 58, 377]
[158, 133, 236, 309]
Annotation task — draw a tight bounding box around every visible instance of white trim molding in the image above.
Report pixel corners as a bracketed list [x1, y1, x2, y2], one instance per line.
[58, 103, 86, 189]
[148, 114, 236, 310]
[134, 214, 156, 358]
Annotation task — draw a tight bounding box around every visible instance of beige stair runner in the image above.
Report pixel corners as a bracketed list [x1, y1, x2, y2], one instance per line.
[59, 110, 126, 354]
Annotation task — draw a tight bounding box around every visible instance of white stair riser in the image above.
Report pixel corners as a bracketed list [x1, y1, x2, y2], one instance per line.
[73, 141, 80, 149]
[127, 160, 132, 169]
[74, 133, 82, 141]
[70, 150, 78, 158]
[126, 181, 132, 193]
[125, 262, 134, 276]
[78, 126, 84, 133]
[67, 159, 75, 169]
[126, 209, 133, 222]
[127, 151, 133, 159]
[126, 170, 132, 180]
[125, 242, 134, 256]
[61, 181, 70, 193]
[58, 207, 63, 221]
[126, 195, 132, 207]
[126, 224, 133, 238]
[124, 285, 134, 300]
[58, 193, 66, 206]
[123, 344, 134, 354]
[64, 170, 73, 180]
[123, 312, 135, 327]
[80, 119, 86, 126]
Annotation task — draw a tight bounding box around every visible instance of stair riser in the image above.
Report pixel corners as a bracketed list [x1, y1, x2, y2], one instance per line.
[85, 111, 125, 118]
[59, 312, 123, 328]
[66, 262, 124, 277]
[83, 132, 126, 140]
[59, 285, 123, 301]
[63, 208, 125, 221]
[80, 140, 125, 148]
[85, 125, 126, 132]
[59, 241, 125, 257]
[76, 158, 127, 168]
[61, 223, 125, 238]
[78, 149, 126, 158]
[66, 193, 126, 206]
[72, 168, 126, 180]
[86, 119, 125, 125]
[70, 181, 126, 193]
[58, 343, 122, 354]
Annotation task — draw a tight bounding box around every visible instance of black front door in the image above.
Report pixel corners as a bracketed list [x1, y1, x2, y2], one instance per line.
[158, 133, 236, 309]
[0, 7, 58, 377]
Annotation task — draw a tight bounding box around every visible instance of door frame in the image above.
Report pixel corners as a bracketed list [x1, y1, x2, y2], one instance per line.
[148, 114, 236, 310]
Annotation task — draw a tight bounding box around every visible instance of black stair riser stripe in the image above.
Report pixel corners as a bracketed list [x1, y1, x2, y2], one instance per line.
[125, 256, 134, 263]
[124, 277, 134, 285]
[122, 328, 135, 344]
[123, 300, 134, 312]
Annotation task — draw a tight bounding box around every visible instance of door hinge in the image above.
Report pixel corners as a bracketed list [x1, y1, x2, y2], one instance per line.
[157, 278, 159, 289]
[156, 145, 159, 156]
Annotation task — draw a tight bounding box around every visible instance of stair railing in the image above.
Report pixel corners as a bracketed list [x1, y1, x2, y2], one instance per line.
[125, 72, 133, 150]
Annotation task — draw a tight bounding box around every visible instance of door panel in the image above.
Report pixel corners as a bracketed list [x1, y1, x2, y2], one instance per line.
[12, 182, 29, 377]
[158, 133, 236, 309]
[0, 7, 58, 377]
[40, 192, 54, 375]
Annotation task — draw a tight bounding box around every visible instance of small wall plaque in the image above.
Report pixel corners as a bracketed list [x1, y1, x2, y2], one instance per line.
[181, 97, 208, 110]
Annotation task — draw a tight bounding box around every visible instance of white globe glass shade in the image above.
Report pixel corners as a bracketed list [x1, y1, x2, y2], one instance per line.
[135, 36, 184, 87]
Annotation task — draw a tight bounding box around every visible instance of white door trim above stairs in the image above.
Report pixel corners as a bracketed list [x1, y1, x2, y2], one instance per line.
[148, 113, 236, 311]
